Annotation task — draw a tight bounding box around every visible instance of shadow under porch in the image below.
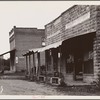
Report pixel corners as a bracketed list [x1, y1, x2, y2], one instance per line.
[60, 32, 96, 85]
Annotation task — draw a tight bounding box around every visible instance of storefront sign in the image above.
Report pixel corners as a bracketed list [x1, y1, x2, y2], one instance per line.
[65, 12, 90, 30]
[16, 57, 18, 63]
[58, 53, 60, 58]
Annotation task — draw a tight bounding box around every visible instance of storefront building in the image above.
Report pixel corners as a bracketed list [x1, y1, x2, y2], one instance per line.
[24, 5, 100, 85]
[9, 26, 45, 72]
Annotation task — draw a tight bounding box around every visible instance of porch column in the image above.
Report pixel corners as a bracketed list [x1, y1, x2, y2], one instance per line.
[26, 55, 28, 75]
[32, 52, 35, 75]
[45, 50, 47, 76]
[50, 49, 54, 75]
[3, 56, 4, 70]
[37, 52, 40, 76]
[29, 54, 31, 76]
[94, 9, 100, 82]
[58, 47, 61, 73]
[30, 54, 33, 76]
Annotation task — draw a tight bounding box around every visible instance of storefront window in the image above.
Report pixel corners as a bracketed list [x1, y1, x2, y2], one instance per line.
[84, 59, 93, 74]
[83, 51, 93, 74]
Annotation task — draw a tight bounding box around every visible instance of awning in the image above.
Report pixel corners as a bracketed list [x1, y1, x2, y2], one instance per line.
[0, 49, 16, 56]
[23, 41, 62, 56]
[29, 41, 62, 53]
[29, 48, 41, 52]
[44, 41, 62, 50]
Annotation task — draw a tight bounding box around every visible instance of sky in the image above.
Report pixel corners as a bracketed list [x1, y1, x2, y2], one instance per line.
[0, 1, 100, 59]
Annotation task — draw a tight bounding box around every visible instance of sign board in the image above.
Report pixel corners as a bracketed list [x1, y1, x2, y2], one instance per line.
[65, 12, 90, 30]
[16, 57, 18, 63]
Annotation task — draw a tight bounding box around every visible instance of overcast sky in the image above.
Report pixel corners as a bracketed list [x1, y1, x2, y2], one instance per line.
[1, 1, 100, 59]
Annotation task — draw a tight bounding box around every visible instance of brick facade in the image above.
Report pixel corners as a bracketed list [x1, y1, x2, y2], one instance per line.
[45, 5, 100, 84]
[45, 5, 97, 45]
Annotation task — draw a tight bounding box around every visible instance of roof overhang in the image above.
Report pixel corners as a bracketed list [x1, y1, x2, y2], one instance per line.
[29, 41, 62, 53]
[23, 41, 62, 56]
[0, 49, 16, 56]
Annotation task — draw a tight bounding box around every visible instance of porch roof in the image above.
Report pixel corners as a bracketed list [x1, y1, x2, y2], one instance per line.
[0, 49, 16, 56]
[29, 41, 62, 53]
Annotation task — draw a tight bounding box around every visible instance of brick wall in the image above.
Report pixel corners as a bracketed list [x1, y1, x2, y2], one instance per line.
[45, 5, 97, 45]
[62, 5, 96, 41]
[45, 5, 100, 84]
[93, 6, 100, 83]
[45, 16, 62, 45]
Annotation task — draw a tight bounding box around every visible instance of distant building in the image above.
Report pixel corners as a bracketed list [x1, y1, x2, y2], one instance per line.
[0, 56, 3, 59]
[9, 26, 45, 72]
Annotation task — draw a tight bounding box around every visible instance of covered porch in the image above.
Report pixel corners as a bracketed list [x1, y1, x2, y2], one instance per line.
[23, 32, 97, 86]
[0, 49, 16, 73]
[60, 32, 96, 85]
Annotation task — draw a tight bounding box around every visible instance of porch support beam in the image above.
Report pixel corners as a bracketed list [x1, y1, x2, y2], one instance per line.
[37, 52, 40, 77]
[58, 46, 61, 73]
[25, 55, 28, 75]
[29, 54, 31, 76]
[32, 52, 35, 76]
[50, 49, 54, 75]
[45, 50, 47, 76]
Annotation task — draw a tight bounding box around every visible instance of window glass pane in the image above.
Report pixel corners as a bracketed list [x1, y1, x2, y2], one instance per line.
[84, 59, 93, 74]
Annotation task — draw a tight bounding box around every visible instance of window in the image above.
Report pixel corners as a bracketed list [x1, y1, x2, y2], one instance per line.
[84, 59, 93, 74]
[83, 51, 93, 74]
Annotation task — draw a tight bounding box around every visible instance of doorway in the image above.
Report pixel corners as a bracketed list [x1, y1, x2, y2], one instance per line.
[74, 54, 83, 81]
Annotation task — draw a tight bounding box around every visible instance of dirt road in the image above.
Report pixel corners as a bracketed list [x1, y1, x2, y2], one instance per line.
[0, 79, 64, 95]
[0, 79, 99, 96]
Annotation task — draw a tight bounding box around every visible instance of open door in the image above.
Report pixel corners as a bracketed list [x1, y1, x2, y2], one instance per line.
[74, 55, 83, 81]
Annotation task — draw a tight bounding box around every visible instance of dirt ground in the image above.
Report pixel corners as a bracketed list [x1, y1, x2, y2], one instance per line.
[0, 79, 100, 96]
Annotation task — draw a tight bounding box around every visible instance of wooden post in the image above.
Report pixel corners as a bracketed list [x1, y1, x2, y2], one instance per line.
[2, 56, 4, 73]
[73, 63, 76, 80]
[58, 47, 61, 73]
[45, 51, 47, 76]
[29, 54, 31, 76]
[37, 52, 40, 77]
[50, 49, 54, 75]
[26, 55, 28, 75]
[32, 52, 35, 75]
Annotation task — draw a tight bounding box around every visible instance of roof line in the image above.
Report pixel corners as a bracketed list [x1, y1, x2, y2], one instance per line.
[0, 49, 16, 56]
